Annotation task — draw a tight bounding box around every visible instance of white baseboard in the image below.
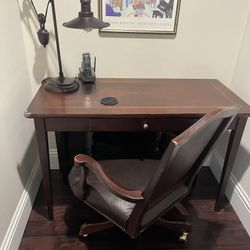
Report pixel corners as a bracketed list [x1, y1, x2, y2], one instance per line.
[49, 149, 59, 169]
[209, 150, 250, 236]
[0, 158, 42, 250]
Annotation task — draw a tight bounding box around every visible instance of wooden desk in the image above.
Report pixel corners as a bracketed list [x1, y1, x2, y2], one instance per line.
[25, 78, 250, 220]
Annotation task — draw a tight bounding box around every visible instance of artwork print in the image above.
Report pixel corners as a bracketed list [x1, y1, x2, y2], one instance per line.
[99, 0, 180, 33]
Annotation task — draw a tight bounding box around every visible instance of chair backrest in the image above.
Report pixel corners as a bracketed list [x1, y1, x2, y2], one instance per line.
[128, 105, 239, 236]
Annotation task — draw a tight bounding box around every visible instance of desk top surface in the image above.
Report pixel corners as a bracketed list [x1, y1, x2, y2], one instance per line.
[25, 78, 250, 118]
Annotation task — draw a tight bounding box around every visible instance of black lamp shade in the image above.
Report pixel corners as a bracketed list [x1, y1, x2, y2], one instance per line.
[63, 0, 109, 30]
[63, 15, 109, 29]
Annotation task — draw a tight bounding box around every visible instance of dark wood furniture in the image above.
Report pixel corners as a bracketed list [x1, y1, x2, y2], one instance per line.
[25, 78, 250, 220]
[68, 106, 238, 240]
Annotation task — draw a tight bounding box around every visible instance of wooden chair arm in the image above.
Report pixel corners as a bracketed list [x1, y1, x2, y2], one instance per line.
[74, 154, 144, 202]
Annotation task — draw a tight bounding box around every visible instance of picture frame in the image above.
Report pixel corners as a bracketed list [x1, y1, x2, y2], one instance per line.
[99, 0, 181, 34]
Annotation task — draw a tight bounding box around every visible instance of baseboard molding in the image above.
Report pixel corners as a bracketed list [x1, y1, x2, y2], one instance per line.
[209, 150, 250, 236]
[0, 158, 42, 250]
[49, 149, 59, 169]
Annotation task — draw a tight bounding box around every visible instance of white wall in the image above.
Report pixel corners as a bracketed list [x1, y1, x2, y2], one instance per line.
[19, 0, 250, 88]
[0, 1, 38, 249]
[230, 11, 250, 195]
[209, 11, 250, 235]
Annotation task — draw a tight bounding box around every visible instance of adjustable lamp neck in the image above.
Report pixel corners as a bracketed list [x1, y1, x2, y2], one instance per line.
[50, 0, 64, 79]
[80, 0, 93, 16]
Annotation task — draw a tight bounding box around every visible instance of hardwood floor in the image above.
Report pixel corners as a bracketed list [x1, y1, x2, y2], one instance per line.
[19, 167, 250, 250]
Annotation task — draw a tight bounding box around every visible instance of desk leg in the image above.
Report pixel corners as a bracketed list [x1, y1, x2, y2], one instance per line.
[215, 116, 247, 212]
[55, 132, 69, 183]
[34, 118, 53, 220]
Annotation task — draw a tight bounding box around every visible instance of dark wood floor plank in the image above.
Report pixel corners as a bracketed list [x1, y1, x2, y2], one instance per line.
[19, 236, 91, 250]
[19, 167, 250, 250]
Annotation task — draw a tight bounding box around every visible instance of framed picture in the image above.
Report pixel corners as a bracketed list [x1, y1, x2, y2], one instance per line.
[99, 0, 181, 34]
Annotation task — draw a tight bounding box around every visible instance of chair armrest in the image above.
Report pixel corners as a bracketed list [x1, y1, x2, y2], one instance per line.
[74, 154, 144, 202]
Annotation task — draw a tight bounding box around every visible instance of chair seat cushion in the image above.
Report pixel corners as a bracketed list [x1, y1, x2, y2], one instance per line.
[69, 159, 159, 228]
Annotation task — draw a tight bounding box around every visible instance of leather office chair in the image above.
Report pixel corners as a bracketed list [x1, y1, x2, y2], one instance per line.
[68, 106, 239, 241]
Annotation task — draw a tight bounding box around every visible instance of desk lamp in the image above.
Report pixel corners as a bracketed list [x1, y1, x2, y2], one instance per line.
[32, 0, 109, 93]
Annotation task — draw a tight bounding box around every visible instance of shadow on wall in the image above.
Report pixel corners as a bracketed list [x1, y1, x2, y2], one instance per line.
[213, 131, 250, 199]
[17, 133, 39, 191]
[17, 0, 54, 84]
[225, 143, 250, 203]
[232, 144, 250, 184]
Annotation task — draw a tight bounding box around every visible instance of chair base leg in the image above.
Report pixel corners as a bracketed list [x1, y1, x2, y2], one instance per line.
[133, 235, 143, 250]
[155, 218, 191, 232]
[79, 221, 115, 237]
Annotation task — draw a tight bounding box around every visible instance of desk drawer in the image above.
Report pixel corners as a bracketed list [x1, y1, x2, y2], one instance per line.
[90, 118, 197, 132]
[46, 118, 90, 131]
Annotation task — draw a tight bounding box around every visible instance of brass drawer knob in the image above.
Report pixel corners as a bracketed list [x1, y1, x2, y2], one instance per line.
[143, 123, 149, 130]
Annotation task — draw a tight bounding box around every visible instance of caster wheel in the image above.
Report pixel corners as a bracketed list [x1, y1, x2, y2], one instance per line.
[179, 232, 189, 242]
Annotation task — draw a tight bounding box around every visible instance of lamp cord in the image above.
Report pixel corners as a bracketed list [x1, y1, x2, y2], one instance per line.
[31, 0, 51, 21]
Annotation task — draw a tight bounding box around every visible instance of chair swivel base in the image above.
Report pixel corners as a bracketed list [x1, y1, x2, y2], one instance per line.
[79, 218, 191, 241]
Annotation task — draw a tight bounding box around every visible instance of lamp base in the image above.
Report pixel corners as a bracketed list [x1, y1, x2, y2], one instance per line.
[42, 76, 79, 93]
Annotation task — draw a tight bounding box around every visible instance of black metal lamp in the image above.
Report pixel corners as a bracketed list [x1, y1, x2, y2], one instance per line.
[32, 0, 109, 93]
[63, 0, 109, 30]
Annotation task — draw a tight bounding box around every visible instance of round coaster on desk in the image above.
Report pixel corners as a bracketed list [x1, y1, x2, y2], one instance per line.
[100, 97, 118, 105]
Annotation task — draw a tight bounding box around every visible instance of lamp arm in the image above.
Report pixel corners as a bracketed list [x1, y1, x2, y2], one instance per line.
[50, 0, 64, 79]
